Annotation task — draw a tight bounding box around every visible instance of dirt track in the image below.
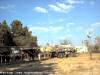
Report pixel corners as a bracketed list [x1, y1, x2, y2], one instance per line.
[0, 53, 100, 75]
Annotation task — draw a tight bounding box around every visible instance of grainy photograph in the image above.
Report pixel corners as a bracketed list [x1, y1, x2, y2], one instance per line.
[0, 0, 100, 75]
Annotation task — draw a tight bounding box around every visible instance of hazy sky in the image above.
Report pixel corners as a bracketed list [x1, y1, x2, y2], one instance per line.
[0, 0, 100, 45]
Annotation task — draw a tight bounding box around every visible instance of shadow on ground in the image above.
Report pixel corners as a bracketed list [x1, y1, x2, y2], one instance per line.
[0, 61, 57, 75]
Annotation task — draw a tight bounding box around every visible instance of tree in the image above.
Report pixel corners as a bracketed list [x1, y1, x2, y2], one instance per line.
[0, 20, 10, 32]
[95, 36, 100, 45]
[0, 20, 14, 46]
[2, 20, 9, 29]
[94, 36, 100, 52]
[11, 20, 22, 35]
[11, 20, 28, 46]
[0, 20, 38, 47]
[11, 20, 37, 47]
[86, 32, 93, 59]
[60, 38, 72, 45]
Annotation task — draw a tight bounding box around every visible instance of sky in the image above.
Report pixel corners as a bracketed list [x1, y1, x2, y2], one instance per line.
[0, 0, 100, 45]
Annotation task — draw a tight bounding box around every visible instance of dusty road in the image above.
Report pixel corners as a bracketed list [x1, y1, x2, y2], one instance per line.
[0, 53, 100, 75]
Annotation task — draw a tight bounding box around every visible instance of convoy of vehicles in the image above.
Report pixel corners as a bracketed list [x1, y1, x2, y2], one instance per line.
[0, 45, 77, 64]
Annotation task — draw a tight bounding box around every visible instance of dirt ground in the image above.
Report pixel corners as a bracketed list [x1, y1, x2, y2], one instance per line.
[0, 53, 100, 75]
